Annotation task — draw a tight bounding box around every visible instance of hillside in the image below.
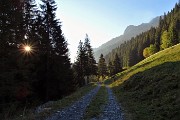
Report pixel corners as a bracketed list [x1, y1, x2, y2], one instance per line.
[107, 44, 180, 120]
[105, 2, 180, 67]
[94, 16, 159, 61]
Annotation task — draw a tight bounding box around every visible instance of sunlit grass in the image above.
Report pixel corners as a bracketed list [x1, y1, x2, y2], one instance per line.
[109, 44, 180, 87]
[109, 44, 180, 120]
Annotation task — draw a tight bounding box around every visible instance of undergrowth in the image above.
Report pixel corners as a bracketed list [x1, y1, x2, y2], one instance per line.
[11, 83, 97, 120]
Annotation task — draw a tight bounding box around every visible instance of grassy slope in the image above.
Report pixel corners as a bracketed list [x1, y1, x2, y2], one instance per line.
[109, 44, 180, 120]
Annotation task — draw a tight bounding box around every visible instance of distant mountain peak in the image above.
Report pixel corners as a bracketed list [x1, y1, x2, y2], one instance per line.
[150, 16, 160, 24]
[123, 25, 135, 35]
[124, 17, 159, 36]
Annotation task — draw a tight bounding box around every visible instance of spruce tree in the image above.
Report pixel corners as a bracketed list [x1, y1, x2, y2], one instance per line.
[113, 53, 122, 74]
[108, 61, 114, 76]
[161, 30, 172, 49]
[74, 35, 97, 86]
[0, 0, 36, 109]
[74, 40, 86, 86]
[38, 0, 73, 100]
[83, 34, 97, 83]
[98, 54, 107, 80]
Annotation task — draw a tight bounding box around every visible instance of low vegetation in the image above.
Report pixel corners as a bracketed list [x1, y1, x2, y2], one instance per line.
[10, 83, 97, 120]
[84, 84, 108, 119]
[108, 44, 180, 120]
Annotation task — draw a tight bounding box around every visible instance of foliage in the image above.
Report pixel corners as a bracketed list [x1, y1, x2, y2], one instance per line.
[113, 53, 122, 74]
[98, 54, 108, 79]
[143, 44, 158, 58]
[0, 0, 75, 118]
[108, 61, 114, 76]
[73, 35, 97, 87]
[107, 53, 122, 76]
[148, 44, 158, 55]
[161, 30, 172, 49]
[143, 47, 150, 58]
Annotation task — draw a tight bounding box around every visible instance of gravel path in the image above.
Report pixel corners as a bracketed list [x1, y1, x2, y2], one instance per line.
[46, 85, 100, 120]
[92, 86, 123, 120]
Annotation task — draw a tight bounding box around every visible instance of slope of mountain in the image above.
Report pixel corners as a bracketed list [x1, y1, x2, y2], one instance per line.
[108, 44, 180, 119]
[94, 16, 159, 61]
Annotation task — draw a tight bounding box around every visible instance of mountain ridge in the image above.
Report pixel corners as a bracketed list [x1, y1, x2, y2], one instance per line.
[94, 16, 160, 61]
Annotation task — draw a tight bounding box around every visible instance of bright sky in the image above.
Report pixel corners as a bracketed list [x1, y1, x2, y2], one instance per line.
[38, 0, 178, 62]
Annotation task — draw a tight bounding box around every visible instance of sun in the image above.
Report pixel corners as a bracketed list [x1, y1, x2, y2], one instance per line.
[24, 45, 31, 52]
[19, 43, 35, 56]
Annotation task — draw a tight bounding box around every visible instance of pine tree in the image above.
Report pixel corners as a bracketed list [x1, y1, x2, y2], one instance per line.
[0, 0, 35, 110]
[128, 48, 138, 67]
[74, 35, 97, 86]
[83, 34, 97, 83]
[98, 54, 107, 80]
[113, 53, 122, 74]
[108, 61, 114, 76]
[161, 30, 172, 49]
[37, 0, 73, 100]
[74, 40, 86, 86]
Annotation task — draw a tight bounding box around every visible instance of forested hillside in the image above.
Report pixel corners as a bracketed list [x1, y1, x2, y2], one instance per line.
[94, 16, 159, 61]
[105, 2, 180, 67]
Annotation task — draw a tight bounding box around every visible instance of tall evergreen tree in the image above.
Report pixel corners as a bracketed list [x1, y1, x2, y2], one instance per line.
[108, 61, 114, 76]
[74, 35, 97, 86]
[0, 0, 36, 113]
[34, 0, 74, 101]
[113, 53, 122, 74]
[98, 54, 107, 79]
[161, 30, 172, 49]
[83, 34, 97, 83]
[74, 40, 86, 86]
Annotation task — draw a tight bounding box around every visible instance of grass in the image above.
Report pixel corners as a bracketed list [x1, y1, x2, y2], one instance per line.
[84, 84, 108, 120]
[107, 44, 180, 120]
[11, 83, 97, 120]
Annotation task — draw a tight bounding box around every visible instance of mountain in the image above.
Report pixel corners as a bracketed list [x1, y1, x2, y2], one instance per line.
[94, 16, 159, 61]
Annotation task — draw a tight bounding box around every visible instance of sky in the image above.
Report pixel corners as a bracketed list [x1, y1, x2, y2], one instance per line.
[38, 0, 178, 62]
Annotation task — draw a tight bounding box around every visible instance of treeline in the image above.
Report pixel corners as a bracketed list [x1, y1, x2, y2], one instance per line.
[105, 2, 180, 67]
[98, 53, 122, 78]
[0, 0, 76, 116]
